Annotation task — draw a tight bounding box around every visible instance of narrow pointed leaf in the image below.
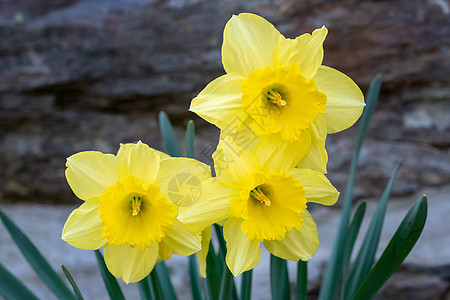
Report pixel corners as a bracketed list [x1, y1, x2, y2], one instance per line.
[186, 120, 195, 158]
[189, 255, 203, 300]
[159, 111, 182, 157]
[354, 74, 382, 156]
[213, 224, 238, 300]
[344, 160, 402, 299]
[61, 265, 84, 300]
[218, 267, 234, 300]
[270, 255, 290, 300]
[150, 271, 163, 300]
[154, 262, 177, 300]
[340, 201, 366, 300]
[186, 118, 201, 300]
[138, 275, 154, 300]
[297, 261, 307, 300]
[353, 195, 427, 300]
[94, 250, 125, 300]
[343, 201, 367, 273]
[318, 74, 382, 300]
[0, 209, 75, 300]
[240, 270, 253, 300]
[205, 241, 221, 300]
[0, 263, 39, 300]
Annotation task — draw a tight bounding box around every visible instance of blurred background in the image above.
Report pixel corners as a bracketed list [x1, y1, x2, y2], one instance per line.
[0, 0, 449, 299]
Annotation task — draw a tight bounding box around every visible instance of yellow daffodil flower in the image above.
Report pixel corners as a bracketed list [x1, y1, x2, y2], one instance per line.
[190, 13, 364, 173]
[178, 137, 339, 276]
[62, 141, 210, 283]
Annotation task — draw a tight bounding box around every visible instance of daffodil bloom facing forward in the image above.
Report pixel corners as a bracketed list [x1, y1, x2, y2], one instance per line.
[62, 141, 210, 283]
[178, 137, 339, 276]
[190, 13, 364, 173]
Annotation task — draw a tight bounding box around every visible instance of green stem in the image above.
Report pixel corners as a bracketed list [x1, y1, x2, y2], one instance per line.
[297, 261, 307, 300]
[240, 270, 253, 300]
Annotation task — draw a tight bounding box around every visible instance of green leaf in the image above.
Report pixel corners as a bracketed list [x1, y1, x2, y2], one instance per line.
[318, 74, 382, 300]
[240, 270, 253, 300]
[149, 271, 163, 300]
[189, 255, 203, 300]
[344, 160, 402, 299]
[154, 262, 177, 300]
[353, 195, 427, 300]
[94, 250, 125, 300]
[218, 267, 234, 300]
[0, 263, 39, 300]
[205, 241, 221, 300]
[340, 201, 366, 299]
[61, 264, 84, 300]
[354, 74, 382, 158]
[186, 120, 202, 300]
[344, 201, 367, 266]
[138, 275, 154, 300]
[186, 120, 195, 158]
[270, 255, 290, 300]
[159, 111, 182, 157]
[212, 224, 238, 300]
[296, 261, 307, 300]
[0, 209, 75, 300]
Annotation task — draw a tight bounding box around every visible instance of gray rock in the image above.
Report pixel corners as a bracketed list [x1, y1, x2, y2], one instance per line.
[0, 0, 448, 205]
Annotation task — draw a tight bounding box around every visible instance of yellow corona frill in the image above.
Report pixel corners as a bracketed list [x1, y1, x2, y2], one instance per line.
[62, 141, 210, 283]
[190, 13, 365, 173]
[178, 137, 339, 276]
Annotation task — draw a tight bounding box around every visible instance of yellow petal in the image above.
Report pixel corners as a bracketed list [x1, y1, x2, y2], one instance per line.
[255, 132, 311, 173]
[66, 151, 120, 201]
[222, 13, 284, 76]
[126, 146, 169, 161]
[162, 219, 201, 256]
[104, 243, 159, 283]
[292, 169, 339, 206]
[190, 73, 246, 129]
[177, 178, 236, 232]
[213, 137, 260, 188]
[219, 118, 259, 151]
[155, 157, 211, 207]
[157, 241, 173, 261]
[196, 227, 212, 277]
[315, 66, 365, 133]
[263, 210, 319, 261]
[224, 218, 261, 276]
[274, 27, 327, 79]
[62, 200, 106, 250]
[117, 141, 160, 186]
[154, 149, 171, 160]
[297, 116, 328, 173]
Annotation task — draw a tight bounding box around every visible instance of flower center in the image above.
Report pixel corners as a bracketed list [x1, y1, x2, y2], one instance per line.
[266, 89, 286, 107]
[230, 171, 307, 241]
[99, 174, 177, 249]
[240, 64, 327, 142]
[130, 195, 143, 216]
[249, 186, 271, 206]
